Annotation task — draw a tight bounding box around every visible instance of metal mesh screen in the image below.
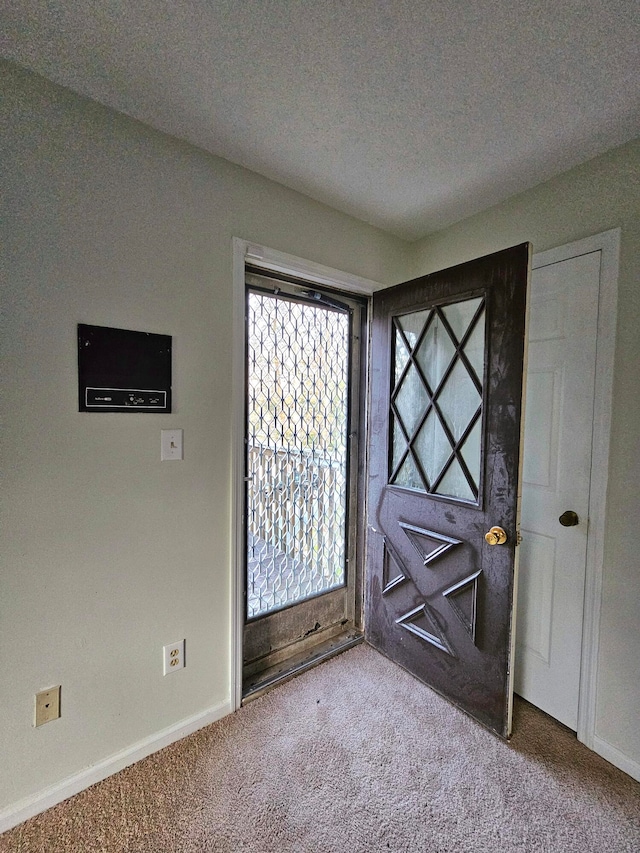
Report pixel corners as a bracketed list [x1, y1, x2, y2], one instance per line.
[246, 291, 349, 619]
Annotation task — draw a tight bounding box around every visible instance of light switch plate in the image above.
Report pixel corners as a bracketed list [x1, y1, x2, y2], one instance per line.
[161, 429, 183, 461]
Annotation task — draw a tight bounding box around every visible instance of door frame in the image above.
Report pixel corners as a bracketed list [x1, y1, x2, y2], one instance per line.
[231, 237, 379, 710]
[530, 228, 619, 751]
[230, 228, 619, 751]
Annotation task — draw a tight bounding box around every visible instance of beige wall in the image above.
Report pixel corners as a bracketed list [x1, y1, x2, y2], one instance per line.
[0, 61, 406, 811]
[407, 139, 640, 768]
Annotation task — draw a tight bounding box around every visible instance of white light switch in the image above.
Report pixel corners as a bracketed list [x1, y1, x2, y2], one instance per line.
[161, 429, 183, 461]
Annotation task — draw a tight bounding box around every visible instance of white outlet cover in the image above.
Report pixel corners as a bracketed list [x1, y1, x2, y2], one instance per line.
[161, 429, 183, 461]
[163, 639, 185, 675]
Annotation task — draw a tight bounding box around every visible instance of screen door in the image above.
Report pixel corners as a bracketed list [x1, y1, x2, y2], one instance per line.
[243, 271, 366, 694]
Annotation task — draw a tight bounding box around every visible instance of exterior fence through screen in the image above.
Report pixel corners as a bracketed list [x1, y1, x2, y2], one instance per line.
[246, 291, 349, 619]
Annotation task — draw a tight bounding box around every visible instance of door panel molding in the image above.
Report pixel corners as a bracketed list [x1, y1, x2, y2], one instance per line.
[366, 244, 531, 737]
[231, 238, 380, 710]
[531, 229, 620, 752]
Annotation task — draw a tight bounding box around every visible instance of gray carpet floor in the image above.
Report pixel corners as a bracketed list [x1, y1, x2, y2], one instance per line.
[2, 644, 639, 852]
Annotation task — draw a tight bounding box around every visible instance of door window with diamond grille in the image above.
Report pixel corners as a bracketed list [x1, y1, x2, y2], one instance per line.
[390, 297, 486, 503]
[245, 286, 353, 620]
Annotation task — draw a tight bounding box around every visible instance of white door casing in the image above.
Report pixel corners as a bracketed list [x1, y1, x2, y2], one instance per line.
[515, 229, 619, 747]
[231, 238, 378, 710]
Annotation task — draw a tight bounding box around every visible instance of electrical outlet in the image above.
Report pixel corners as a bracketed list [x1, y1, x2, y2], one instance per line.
[35, 686, 61, 727]
[163, 640, 185, 675]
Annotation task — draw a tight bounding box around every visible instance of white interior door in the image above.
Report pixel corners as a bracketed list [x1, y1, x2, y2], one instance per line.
[515, 249, 601, 730]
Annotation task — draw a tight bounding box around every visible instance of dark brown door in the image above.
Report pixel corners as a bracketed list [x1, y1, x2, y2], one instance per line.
[365, 244, 530, 737]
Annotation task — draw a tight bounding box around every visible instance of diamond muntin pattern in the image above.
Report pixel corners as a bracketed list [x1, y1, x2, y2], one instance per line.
[390, 297, 485, 502]
[246, 291, 350, 619]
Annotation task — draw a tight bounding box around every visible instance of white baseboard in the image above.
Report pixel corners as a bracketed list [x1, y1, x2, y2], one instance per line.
[592, 735, 640, 783]
[0, 699, 232, 835]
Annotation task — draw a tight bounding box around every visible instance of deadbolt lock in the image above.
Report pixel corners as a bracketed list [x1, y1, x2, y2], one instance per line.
[485, 526, 508, 546]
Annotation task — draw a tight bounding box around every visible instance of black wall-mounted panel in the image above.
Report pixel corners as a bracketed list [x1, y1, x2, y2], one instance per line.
[78, 324, 172, 413]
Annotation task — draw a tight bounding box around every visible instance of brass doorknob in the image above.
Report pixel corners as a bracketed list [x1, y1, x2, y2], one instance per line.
[559, 510, 579, 527]
[485, 526, 507, 545]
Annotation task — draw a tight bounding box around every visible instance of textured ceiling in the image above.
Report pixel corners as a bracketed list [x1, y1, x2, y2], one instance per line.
[3, 0, 639, 240]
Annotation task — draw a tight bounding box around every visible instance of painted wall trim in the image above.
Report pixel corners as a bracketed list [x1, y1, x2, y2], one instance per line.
[0, 698, 232, 835]
[231, 237, 248, 714]
[242, 242, 379, 294]
[592, 736, 640, 784]
[531, 228, 620, 756]
[230, 238, 380, 711]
